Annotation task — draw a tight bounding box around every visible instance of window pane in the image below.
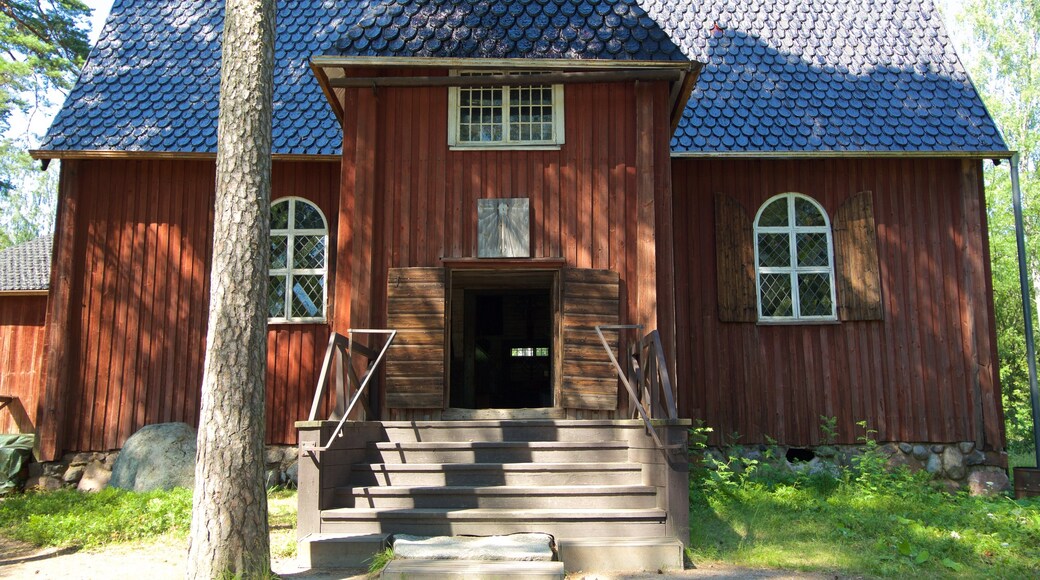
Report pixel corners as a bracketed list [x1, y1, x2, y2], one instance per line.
[760, 273, 794, 317]
[293, 235, 326, 269]
[291, 275, 324, 318]
[796, 232, 829, 267]
[270, 200, 290, 230]
[798, 273, 833, 316]
[758, 198, 789, 227]
[294, 201, 325, 230]
[757, 233, 791, 267]
[795, 197, 826, 226]
[270, 235, 288, 269]
[268, 275, 286, 318]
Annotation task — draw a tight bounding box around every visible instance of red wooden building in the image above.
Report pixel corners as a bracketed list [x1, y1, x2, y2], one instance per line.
[1, 0, 1014, 568]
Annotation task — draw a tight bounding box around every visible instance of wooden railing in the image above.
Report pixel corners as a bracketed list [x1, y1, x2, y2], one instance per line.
[301, 329, 396, 453]
[596, 325, 681, 453]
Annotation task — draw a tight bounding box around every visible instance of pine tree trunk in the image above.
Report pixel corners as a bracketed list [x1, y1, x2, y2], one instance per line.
[186, 0, 275, 577]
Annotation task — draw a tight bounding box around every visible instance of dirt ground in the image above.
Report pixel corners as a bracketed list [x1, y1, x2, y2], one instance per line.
[0, 534, 839, 579]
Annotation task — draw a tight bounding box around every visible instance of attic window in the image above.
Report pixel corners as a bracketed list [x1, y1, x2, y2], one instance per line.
[448, 71, 564, 148]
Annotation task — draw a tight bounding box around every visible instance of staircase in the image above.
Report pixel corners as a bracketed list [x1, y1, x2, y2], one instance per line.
[296, 418, 690, 574]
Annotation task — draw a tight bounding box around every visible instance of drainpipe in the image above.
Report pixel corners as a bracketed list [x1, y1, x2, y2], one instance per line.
[1009, 152, 1040, 465]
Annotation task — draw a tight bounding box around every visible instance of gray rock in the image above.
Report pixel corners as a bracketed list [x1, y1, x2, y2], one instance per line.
[26, 475, 62, 491]
[967, 469, 1010, 497]
[878, 443, 900, 457]
[103, 452, 118, 468]
[965, 450, 986, 466]
[285, 461, 299, 488]
[807, 457, 840, 478]
[27, 462, 44, 478]
[912, 445, 930, 461]
[926, 453, 943, 475]
[942, 447, 966, 480]
[815, 445, 837, 458]
[264, 447, 285, 466]
[109, 423, 197, 492]
[265, 468, 282, 488]
[887, 452, 924, 473]
[62, 464, 85, 484]
[77, 462, 112, 492]
[69, 452, 95, 466]
[393, 534, 554, 561]
[931, 445, 945, 454]
[958, 442, 975, 455]
[898, 442, 913, 454]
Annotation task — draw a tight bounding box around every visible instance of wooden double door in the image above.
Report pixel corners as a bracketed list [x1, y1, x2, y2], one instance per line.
[384, 266, 622, 417]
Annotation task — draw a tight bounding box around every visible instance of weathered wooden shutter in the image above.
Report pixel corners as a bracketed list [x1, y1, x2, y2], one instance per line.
[385, 267, 445, 408]
[561, 268, 620, 410]
[714, 193, 756, 322]
[834, 191, 883, 321]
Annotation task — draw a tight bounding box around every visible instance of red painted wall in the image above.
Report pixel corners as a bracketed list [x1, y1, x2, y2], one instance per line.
[0, 295, 47, 434]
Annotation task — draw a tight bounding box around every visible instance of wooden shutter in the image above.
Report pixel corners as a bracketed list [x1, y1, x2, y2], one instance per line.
[714, 193, 756, 322]
[561, 268, 620, 410]
[834, 191, 883, 321]
[385, 267, 445, 408]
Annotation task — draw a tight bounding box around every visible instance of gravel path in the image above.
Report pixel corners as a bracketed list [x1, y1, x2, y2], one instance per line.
[0, 535, 838, 579]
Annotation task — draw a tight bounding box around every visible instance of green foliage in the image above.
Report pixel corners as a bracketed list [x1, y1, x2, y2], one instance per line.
[0, 0, 91, 130]
[956, 0, 1040, 453]
[367, 547, 395, 574]
[0, 138, 57, 248]
[0, 488, 193, 547]
[690, 422, 1040, 577]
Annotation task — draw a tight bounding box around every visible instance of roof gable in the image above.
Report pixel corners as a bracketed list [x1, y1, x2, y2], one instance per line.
[36, 0, 1007, 157]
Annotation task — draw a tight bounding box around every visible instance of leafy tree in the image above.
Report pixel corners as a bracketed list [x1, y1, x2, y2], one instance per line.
[186, 0, 275, 577]
[0, 137, 57, 248]
[0, 0, 91, 129]
[959, 0, 1040, 451]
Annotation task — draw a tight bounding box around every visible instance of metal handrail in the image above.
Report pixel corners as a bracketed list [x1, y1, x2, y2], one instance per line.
[596, 325, 680, 452]
[302, 329, 396, 453]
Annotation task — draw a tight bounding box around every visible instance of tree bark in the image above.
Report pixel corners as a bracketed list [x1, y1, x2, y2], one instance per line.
[186, 0, 275, 577]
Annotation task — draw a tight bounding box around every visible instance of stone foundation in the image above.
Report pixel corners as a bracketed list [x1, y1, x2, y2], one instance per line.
[700, 441, 1010, 496]
[23, 445, 300, 493]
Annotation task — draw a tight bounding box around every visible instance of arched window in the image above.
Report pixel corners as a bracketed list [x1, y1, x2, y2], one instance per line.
[753, 193, 836, 321]
[268, 198, 328, 322]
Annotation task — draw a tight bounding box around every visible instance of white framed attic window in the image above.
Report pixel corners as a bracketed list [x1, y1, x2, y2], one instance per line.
[268, 197, 328, 323]
[448, 70, 564, 149]
[753, 193, 837, 322]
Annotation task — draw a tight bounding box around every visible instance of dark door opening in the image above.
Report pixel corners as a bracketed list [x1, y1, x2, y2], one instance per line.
[449, 273, 554, 409]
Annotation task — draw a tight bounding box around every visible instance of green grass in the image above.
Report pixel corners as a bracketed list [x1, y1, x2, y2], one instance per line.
[690, 468, 1040, 578]
[0, 487, 193, 548]
[0, 487, 299, 552]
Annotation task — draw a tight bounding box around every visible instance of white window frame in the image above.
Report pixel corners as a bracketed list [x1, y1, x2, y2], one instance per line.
[269, 197, 328, 324]
[447, 70, 565, 150]
[753, 192, 837, 322]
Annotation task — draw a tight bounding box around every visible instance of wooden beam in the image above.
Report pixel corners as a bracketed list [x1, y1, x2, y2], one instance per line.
[37, 159, 79, 460]
[328, 69, 682, 89]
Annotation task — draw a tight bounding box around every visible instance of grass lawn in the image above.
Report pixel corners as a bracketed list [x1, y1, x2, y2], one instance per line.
[689, 461, 1040, 578]
[0, 486, 299, 557]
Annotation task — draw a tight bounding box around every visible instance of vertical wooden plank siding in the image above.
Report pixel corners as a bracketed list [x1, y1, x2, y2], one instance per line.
[335, 71, 673, 418]
[0, 295, 48, 435]
[671, 158, 1004, 450]
[45, 159, 338, 453]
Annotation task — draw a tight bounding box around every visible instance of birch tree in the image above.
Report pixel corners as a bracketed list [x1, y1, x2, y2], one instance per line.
[186, 0, 275, 576]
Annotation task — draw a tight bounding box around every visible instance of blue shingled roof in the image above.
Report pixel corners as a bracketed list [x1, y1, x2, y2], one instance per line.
[37, 0, 1007, 157]
[0, 236, 52, 292]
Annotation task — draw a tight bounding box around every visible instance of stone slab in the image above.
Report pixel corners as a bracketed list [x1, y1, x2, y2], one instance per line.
[381, 559, 564, 580]
[393, 533, 554, 561]
[298, 533, 389, 569]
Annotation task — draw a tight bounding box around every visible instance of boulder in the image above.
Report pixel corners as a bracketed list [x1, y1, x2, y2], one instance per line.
[942, 446, 967, 480]
[967, 469, 1010, 497]
[109, 423, 197, 491]
[898, 442, 913, 454]
[926, 453, 942, 475]
[77, 461, 112, 492]
[285, 461, 299, 488]
[26, 475, 62, 491]
[912, 445, 930, 461]
[62, 464, 85, 484]
[958, 442, 975, 455]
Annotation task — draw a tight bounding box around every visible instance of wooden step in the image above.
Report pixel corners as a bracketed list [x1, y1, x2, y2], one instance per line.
[379, 419, 655, 443]
[381, 559, 564, 579]
[320, 507, 668, 538]
[340, 484, 658, 509]
[556, 536, 684, 573]
[349, 462, 643, 487]
[367, 440, 629, 464]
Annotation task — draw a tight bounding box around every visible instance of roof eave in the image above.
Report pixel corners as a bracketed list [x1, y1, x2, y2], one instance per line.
[670, 149, 1015, 160]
